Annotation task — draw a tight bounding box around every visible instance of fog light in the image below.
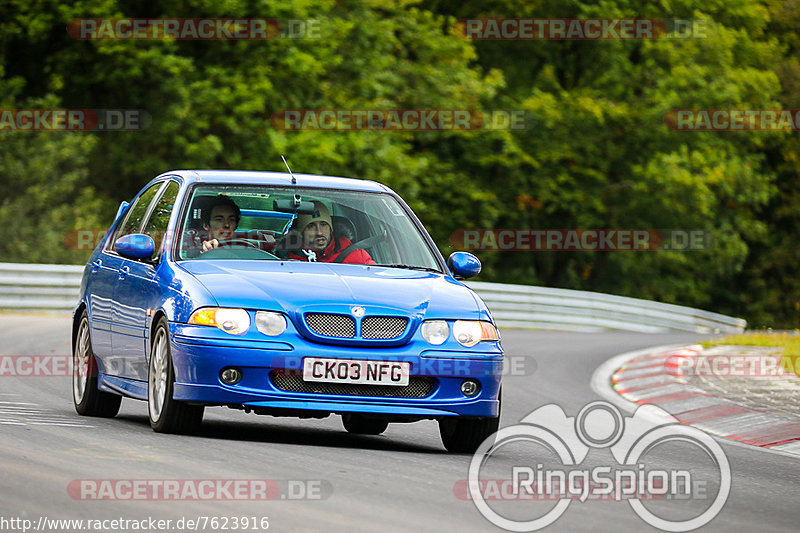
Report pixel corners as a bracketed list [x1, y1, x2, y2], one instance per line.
[220, 367, 242, 385]
[460, 380, 480, 397]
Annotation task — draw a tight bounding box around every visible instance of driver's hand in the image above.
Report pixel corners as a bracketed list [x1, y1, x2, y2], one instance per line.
[201, 239, 220, 252]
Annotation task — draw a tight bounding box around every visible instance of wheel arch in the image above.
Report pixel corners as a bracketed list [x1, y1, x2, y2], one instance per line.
[148, 309, 169, 359]
[72, 301, 88, 351]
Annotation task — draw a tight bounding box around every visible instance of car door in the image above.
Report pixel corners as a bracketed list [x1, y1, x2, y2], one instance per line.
[111, 180, 181, 381]
[86, 182, 161, 369]
[106, 181, 167, 379]
[85, 247, 122, 362]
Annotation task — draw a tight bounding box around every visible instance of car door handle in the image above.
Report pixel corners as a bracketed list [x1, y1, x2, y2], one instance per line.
[91, 259, 102, 272]
[118, 266, 130, 279]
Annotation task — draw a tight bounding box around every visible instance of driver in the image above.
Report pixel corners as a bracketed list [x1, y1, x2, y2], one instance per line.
[289, 201, 375, 264]
[201, 194, 241, 252]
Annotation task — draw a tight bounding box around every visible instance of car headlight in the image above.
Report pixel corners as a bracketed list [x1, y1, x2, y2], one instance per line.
[452, 320, 500, 347]
[188, 308, 250, 335]
[255, 311, 287, 336]
[421, 320, 449, 345]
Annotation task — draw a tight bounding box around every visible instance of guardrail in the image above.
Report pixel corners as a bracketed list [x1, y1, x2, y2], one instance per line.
[466, 281, 746, 334]
[0, 262, 746, 333]
[0, 262, 85, 311]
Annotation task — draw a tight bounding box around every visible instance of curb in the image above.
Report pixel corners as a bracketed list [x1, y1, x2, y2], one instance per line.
[592, 344, 800, 458]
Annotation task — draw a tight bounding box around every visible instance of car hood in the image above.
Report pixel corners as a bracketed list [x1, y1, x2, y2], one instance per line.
[177, 260, 484, 320]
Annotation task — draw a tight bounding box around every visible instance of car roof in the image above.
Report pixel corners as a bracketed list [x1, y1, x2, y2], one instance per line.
[154, 170, 393, 193]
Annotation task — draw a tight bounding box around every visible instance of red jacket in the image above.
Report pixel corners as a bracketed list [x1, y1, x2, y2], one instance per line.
[289, 236, 375, 264]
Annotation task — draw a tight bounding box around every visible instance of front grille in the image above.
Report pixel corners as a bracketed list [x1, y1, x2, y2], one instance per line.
[305, 313, 355, 338]
[361, 316, 408, 339]
[270, 371, 437, 398]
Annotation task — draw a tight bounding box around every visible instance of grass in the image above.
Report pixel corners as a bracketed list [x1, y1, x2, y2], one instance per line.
[702, 332, 800, 355]
[702, 332, 800, 377]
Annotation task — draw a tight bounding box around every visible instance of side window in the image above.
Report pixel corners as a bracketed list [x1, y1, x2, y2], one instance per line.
[111, 182, 164, 251]
[142, 181, 180, 260]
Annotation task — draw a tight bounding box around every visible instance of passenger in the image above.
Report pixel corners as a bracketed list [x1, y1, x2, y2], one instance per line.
[289, 201, 375, 264]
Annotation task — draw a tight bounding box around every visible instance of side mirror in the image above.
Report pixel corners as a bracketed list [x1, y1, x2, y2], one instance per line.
[116, 233, 155, 260]
[448, 251, 481, 280]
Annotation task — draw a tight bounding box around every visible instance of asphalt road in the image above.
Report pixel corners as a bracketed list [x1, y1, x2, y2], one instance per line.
[1, 315, 798, 532]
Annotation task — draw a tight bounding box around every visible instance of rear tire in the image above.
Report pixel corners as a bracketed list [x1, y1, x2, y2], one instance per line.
[72, 311, 122, 417]
[148, 317, 204, 434]
[342, 414, 389, 435]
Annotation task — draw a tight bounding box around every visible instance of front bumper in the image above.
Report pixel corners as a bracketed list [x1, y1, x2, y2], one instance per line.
[168, 323, 502, 418]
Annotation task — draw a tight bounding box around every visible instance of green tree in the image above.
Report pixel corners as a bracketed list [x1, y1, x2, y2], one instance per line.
[426, 0, 781, 320]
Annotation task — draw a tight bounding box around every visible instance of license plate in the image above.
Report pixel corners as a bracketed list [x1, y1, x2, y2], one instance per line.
[302, 357, 410, 386]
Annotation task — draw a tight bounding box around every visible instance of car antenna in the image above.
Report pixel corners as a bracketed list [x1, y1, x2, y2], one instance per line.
[281, 155, 296, 185]
[281, 154, 302, 211]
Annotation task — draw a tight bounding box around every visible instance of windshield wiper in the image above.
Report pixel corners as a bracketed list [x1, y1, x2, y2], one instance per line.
[375, 264, 441, 273]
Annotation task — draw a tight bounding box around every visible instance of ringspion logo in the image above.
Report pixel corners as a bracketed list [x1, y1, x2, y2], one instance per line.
[464, 401, 730, 531]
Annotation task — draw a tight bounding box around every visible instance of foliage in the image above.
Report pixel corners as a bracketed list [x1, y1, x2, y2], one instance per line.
[0, 0, 798, 326]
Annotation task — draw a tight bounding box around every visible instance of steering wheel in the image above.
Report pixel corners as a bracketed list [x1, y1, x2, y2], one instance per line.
[200, 244, 279, 260]
[333, 230, 387, 263]
[216, 238, 261, 249]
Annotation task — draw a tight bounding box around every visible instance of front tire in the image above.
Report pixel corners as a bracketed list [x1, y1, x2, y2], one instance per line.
[439, 416, 500, 453]
[72, 311, 122, 417]
[148, 317, 204, 434]
[341, 414, 389, 435]
[439, 391, 501, 453]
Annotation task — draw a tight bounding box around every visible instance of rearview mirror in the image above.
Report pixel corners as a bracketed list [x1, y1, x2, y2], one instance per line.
[116, 233, 155, 260]
[273, 197, 316, 214]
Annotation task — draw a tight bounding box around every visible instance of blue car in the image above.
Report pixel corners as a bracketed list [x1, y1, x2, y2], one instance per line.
[72, 170, 502, 452]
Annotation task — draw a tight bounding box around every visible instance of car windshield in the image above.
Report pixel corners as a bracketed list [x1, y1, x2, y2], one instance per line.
[176, 184, 442, 271]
